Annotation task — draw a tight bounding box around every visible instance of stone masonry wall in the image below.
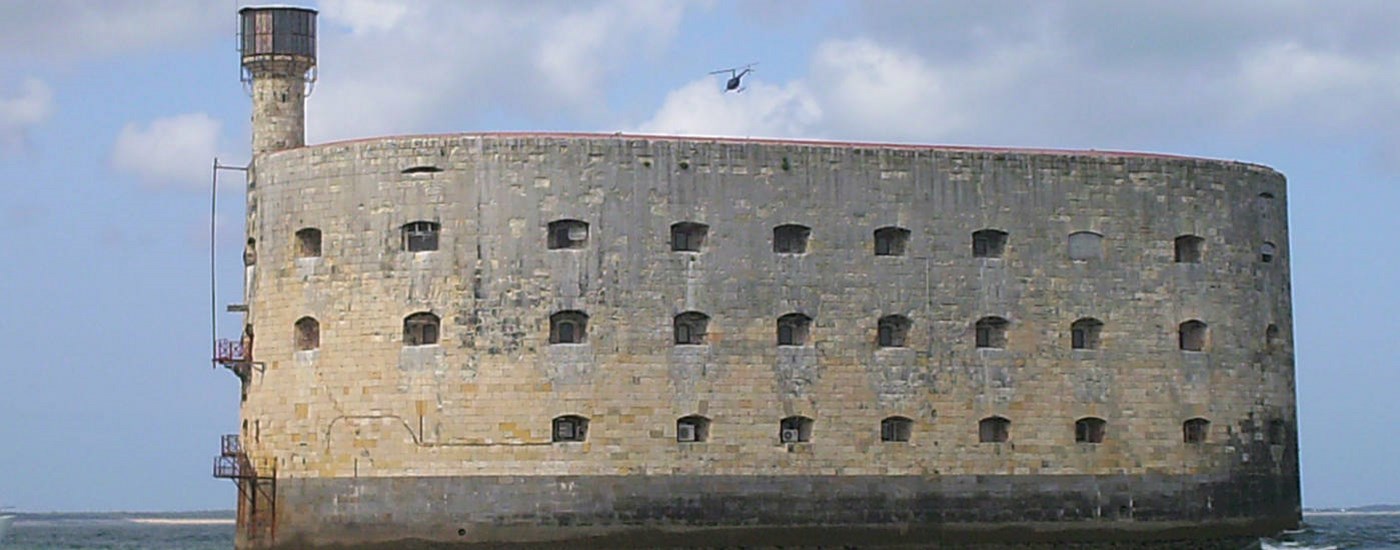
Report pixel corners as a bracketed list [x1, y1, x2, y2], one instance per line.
[240, 134, 1295, 488]
[247, 60, 309, 156]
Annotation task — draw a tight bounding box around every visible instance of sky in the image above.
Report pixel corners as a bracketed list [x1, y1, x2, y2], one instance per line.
[0, 0, 1397, 512]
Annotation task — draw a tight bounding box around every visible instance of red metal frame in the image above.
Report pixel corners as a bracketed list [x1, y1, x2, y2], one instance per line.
[213, 339, 255, 381]
[212, 435, 274, 480]
[221, 434, 242, 456]
[214, 339, 248, 365]
[213, 434, 278, 544]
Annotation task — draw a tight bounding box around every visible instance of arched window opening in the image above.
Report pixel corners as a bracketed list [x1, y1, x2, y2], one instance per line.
[1267, 419, 1287, 446]
[294, 316, 319, 351]
[550, 310, 589, 344]
[548, 219, 589, 250]
[1183, 418, 1210, 444]
[877, 315, 910, 348]
[295, 227, 322, 258]
[1071, 317, 1103, 350]
[676, 415, 711, 442]
[1265, 324, 1281, 349]
[674, 311, 709, 345]
[972, 229, 1008, 258]
[880, 416, 912, 442]
[1260, 242, 1276, 263]
[1256, 193, 1275, 218]
[979, 416, 1010, 443]
[874, 226, 910, 256]
[1179, 320, 1207, 352]
[975, 316, 1009, 349]
[773, 224, 811, 254]
[671, 222, 708, 252]
[776, 313, 811, 346]
[1068, 231, 1102, 260]
[404, 312, 440, 346]
[779, 415, 814, 443]
[401, 221, 440, 252]
[552, 415, 589, 442]
[1174, 235, 1204, 263]
[1075, 417, 1107, 443]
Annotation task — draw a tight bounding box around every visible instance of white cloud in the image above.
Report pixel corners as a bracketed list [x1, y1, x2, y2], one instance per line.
[326, 0, 409, 35]
[534, 1, 686, 110]
[633, 39, 1036, 144]
[635, 79, 821, 138]
[0, 77, 53, 150]
[111, 113, 225, 189]
[808, 39, 969, 142]
[632, 1, 1400, 157]
[1232, 41, 1395, 129]
[0, 1, 224, 62]
[307, 0, 695, 143]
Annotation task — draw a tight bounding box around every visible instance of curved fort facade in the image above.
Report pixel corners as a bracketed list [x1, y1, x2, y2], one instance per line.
[221, 6, 1300, 550]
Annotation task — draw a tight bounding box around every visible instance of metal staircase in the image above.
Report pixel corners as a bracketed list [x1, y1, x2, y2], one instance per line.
[214, 434, 277, 545]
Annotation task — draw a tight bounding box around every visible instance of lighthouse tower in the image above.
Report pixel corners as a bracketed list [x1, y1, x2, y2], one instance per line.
[239, 6, 317, 155]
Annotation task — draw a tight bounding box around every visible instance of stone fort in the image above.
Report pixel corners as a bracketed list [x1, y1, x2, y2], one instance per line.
[215, 6, 1301, 549]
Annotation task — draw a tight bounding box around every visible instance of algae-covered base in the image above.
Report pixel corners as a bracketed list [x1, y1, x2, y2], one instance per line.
[269, 532, 1268, 550]
[241, 473, 1296, 549]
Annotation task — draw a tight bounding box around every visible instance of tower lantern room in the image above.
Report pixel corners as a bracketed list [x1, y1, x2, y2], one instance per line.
[239, 6, 317, 155]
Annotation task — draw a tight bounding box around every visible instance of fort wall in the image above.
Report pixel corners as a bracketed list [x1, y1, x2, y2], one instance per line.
[233, 134, 1299, 548]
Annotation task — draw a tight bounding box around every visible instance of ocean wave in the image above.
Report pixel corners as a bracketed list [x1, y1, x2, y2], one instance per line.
[1260, 541, 1339, 550]
[1306, 510, 1400, 517]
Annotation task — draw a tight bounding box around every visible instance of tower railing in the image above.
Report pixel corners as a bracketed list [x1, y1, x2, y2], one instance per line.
[214, 339, 246, 364]
[213, 434, 275, 480]
[213, 339, 255, 381]
[221, 433, 242, 456]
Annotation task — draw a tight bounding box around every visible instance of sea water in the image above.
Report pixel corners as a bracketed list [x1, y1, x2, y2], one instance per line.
[1263, 512, 1400, 550]
[2, 516, 233, 550]
[2, 512, 1396, 549]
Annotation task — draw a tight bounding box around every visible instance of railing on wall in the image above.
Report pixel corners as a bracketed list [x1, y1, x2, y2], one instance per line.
[213, 339, 254, 381]
[214, 339, 247, 364]
[213, 434, 274, 479]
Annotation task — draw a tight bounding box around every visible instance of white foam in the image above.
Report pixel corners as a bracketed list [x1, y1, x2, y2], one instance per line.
[1260, 542, 1338, 550]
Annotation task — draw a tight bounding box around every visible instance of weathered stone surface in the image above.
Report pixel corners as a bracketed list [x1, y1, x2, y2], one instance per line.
[246, 62, 310, 156]
[235, 134, 1298, 548]
[255, 472, 1292, 549]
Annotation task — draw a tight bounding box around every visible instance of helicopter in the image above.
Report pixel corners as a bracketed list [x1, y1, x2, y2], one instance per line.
[710, 63, 757, 93]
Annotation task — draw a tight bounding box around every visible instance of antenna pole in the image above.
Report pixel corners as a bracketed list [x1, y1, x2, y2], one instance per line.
[210, 158, 219, 368]
[211, 158, 250, 368]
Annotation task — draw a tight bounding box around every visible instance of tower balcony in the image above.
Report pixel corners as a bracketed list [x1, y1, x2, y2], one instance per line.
[213, 339, 253, 381]
[213, 435, 274, 480]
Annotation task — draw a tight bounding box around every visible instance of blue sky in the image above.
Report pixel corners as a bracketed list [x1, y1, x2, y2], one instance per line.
[0, 0, 1396, 511]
